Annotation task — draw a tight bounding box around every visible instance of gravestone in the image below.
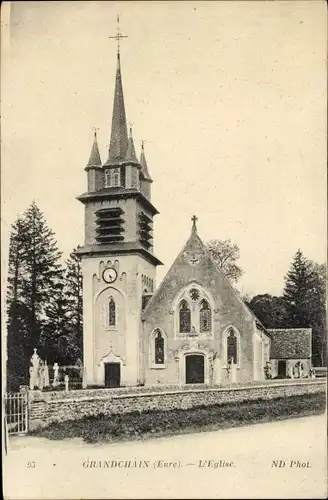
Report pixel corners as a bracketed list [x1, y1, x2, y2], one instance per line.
[64, 374, 69, 392]
[53, 363, 60, 388]
[29, 349, 40, 389]
[44, 361, 50, 387]
[38, 360, 44, 391]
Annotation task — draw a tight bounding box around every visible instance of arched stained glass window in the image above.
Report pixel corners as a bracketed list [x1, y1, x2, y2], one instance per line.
[200, 300, 211, 332]
[179, 300, 191, 333]
[227, 329, 238, 364]
[154, 330, 164, 364]
[109, 297, 116, 326]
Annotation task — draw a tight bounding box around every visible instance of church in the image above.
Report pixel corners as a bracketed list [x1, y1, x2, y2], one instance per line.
[75, 27, 311, 389]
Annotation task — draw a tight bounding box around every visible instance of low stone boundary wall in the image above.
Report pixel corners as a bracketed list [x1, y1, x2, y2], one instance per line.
[28, 380, 326, 430]
[30, 377, 322, 401]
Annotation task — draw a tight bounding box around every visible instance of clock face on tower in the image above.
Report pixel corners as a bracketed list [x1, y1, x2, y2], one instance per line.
[102, 267, 118, 284]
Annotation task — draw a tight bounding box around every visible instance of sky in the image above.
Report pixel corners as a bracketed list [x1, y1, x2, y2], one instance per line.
[1, 0, 327, 298]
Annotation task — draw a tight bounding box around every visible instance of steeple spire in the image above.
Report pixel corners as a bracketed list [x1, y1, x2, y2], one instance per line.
[140, 141, 153, 181]
[125, 126, 138, 162]
[86, 128, 102, 168]
[106, 16, 129, 164]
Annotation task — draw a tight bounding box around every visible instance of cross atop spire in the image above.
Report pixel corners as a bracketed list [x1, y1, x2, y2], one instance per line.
[108, 14, 128, 55]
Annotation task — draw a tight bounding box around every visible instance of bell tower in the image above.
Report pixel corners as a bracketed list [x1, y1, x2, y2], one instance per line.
[76, 19, 162, 388]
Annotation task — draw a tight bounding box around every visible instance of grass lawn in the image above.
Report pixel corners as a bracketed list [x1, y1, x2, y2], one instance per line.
[31, 392, 326, 444]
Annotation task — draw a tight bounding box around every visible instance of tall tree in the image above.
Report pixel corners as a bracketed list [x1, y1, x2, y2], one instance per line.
[306, 262, 326, 366]
[6, 302, 31, 390]
[6, 217, 31, 389]
[6, 217, 26, 305]
[40, 280, 69, 363]
[6, 202, 64, 389]
[282, 250, 326, 366]
[206, 239, 243, 284]
[62, 250, 83, 362]
[248, 294, 288, 328]
[20, 202, 64, 350]
[19, 202, 64, 354]
[283, 249, 315, 327]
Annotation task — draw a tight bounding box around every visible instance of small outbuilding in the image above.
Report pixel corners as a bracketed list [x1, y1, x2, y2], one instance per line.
[268, 328, 312, 379]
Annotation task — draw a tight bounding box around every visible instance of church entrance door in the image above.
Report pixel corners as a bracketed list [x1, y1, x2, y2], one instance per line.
[104, 362, 120, 388]
[277, 360, 286, 378]
[185, 355, 205, 384]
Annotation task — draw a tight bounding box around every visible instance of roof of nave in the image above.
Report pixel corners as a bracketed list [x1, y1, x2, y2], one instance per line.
[268, 328, 312, 359]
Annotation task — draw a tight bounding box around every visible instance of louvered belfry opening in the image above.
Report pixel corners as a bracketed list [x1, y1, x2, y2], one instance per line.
[95, 207, 125, 243]
[138, 212, 152, 249]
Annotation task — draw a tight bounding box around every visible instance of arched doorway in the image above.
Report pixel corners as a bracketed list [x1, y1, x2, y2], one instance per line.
[185, 354, 205, 384]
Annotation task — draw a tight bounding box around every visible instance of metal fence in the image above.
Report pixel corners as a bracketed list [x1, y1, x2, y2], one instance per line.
[4, 391, 28, 435]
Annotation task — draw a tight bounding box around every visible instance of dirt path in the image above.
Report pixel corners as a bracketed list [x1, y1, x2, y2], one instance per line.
[4, 414, 327, 499]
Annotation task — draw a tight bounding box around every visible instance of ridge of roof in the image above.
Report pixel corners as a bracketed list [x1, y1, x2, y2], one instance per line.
[268, 328, 312, 332]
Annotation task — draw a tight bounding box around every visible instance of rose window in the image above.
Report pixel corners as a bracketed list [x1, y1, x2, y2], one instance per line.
[189, 288, 200, 301]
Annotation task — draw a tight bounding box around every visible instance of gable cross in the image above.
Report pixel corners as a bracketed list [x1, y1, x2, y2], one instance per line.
[191, 214, 198, 234]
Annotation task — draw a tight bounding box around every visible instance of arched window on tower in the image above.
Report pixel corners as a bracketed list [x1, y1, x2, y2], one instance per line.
[154, 330, 164, 364]
[227, 328, 238, 364]
[199, 300, 211, 333]
[108, 297, 116, 327]
[179, 300, 191, 333]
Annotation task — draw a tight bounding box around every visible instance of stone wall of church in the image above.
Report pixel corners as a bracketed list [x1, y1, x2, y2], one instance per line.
[82, 254, 156, 387]
[28, 380, 325, 430]
[142, 238, 259, 385]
